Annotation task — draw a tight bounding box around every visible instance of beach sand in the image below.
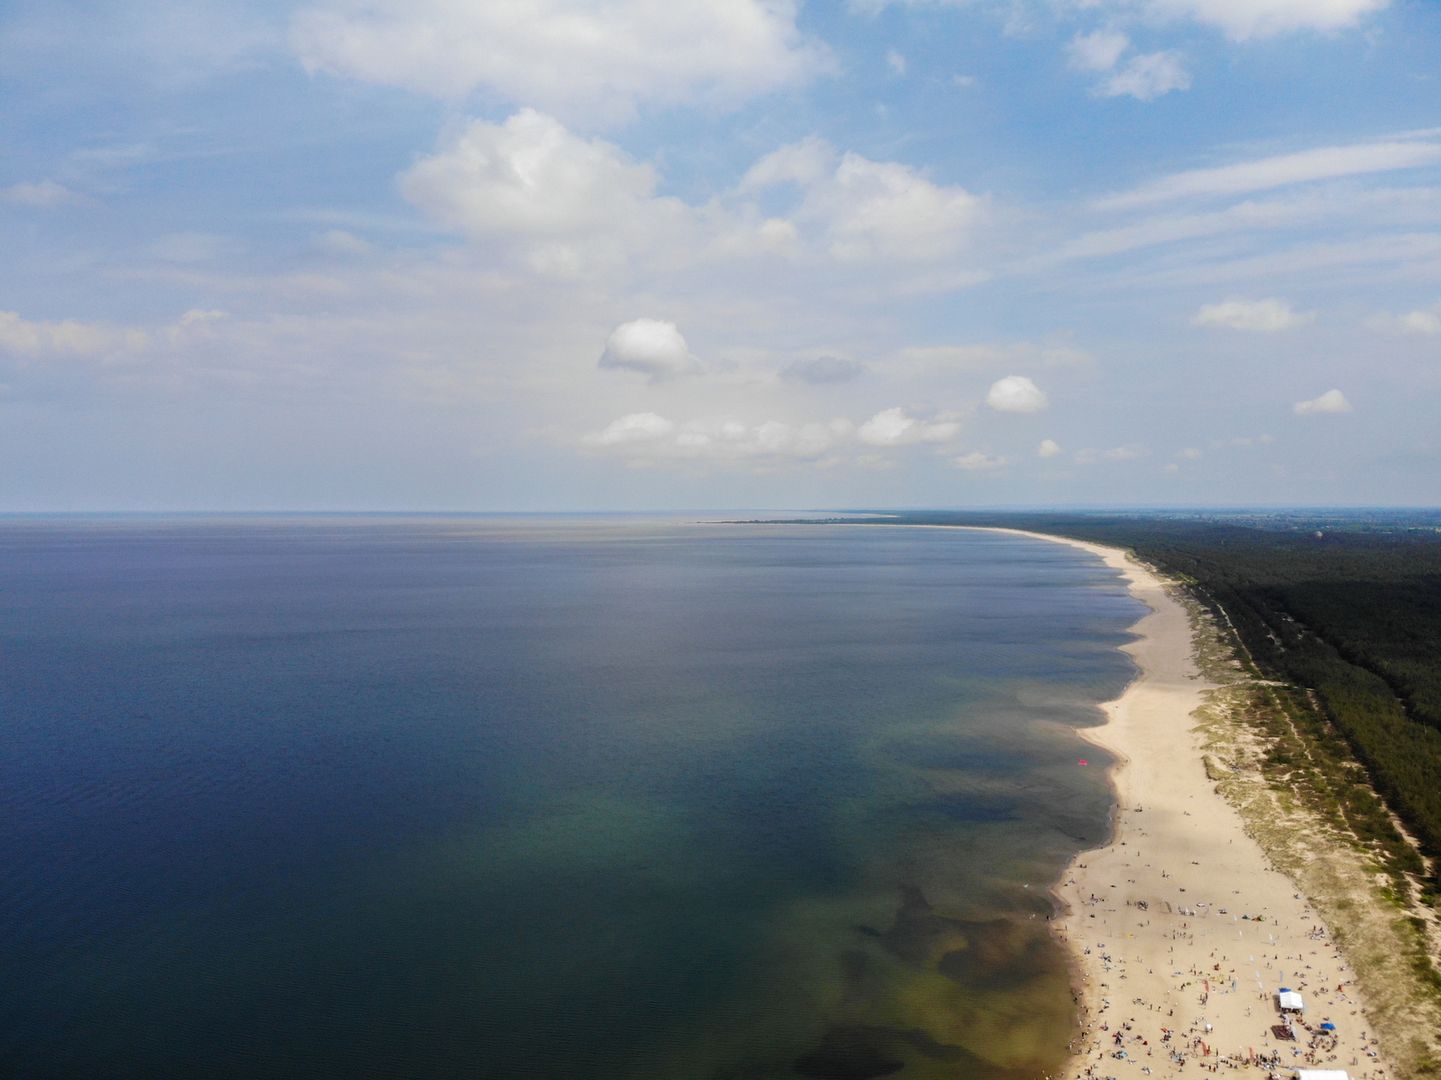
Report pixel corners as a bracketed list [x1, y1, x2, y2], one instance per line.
[981, 530, 1397, 1080]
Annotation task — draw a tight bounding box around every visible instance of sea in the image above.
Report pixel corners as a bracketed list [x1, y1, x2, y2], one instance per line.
[0, 515, 1142, 1079]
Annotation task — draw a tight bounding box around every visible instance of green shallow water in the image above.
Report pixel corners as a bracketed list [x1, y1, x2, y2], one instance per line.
[0, 517, 1139, 1079]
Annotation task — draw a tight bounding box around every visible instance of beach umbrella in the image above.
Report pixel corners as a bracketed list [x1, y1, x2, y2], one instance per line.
[1320, 1023, 1336, 1032]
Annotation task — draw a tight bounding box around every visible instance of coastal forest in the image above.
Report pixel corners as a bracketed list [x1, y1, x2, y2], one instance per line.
[837, 509, 1441, 899]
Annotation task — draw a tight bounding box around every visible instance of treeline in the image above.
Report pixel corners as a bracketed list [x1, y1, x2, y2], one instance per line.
[852, 511, 1441, 885]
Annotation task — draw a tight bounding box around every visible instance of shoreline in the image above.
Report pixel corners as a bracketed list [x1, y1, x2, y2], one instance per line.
[724, 518, 1405, 1076]
[984, 528, 1392, 1080]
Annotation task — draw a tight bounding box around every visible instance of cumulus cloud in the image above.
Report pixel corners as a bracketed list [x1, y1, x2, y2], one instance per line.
[795, 145, 985, 263]
[591, 412, 676, 445]
[314, 229, 373, 256]
[1293, 389, 1353, 415]
[1, 180, 80, 208]
[586, 404, 975, 469]
[1097, 51, 1190, 101]
[401, 117, 986, 279]
[857, 406, 961, 446]
[1037, 438, 1063, 458]
[1192, 297, 1314, 331]
[1068, 30, 1130, 72]
[781, 355, 865, 384]
[744, 138, 983, 261]
[1394, 310, 1441, 335]
[739, 137, 834, 192]
[1075, 444, 1149, 464]
[586, 413, 854, 467]
[401, 109, 680, 275]
[598, 319, 701, 381]
[0, 307, 238, 372]
[0, 311, 149, 357]
[1367, 304, 1441, 335]
[162, 309, 229, 347]
[952, 450, 1006, 471]
[292, 0, 828, 125]
[986, 375, 1048, 413]
[886, 49, 907, 75]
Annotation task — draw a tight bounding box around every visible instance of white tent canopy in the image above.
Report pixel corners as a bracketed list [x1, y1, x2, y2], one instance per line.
[1277, 989, 1305, 1011]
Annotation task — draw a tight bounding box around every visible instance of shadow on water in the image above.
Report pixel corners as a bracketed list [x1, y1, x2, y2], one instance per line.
[790, 885, 1072, 1080]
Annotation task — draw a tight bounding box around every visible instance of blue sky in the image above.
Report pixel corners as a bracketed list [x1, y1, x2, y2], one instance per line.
[3, 0, 1439, 510]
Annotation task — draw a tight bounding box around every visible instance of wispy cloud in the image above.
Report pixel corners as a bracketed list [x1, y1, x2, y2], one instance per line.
[0, 180, 82, 208]
[1192, 297, 1314, 331]
[1097, 140, 1441, 210]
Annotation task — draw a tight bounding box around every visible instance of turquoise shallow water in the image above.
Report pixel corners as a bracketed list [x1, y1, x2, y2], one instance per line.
[0, 517, 1140, 1079]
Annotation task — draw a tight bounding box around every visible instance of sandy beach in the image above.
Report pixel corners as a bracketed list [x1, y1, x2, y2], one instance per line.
[982, 529, 1396, 1080]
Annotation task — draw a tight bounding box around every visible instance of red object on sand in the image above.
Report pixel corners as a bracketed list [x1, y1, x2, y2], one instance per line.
[1078, 759, 1088, 765]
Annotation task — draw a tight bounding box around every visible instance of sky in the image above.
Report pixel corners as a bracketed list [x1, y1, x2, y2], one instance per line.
[2, 0, 1440, 511]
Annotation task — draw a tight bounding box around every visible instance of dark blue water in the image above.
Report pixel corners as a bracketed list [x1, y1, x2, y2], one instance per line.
[0, 517, 1140, 1079]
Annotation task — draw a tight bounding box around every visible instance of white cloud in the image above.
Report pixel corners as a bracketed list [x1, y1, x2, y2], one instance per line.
[1037, 438, 1063, 458]
[739, 137, 834, 192]
[952, 450, 1006, 471]
[402, 119, 985, 278]
[986, 375, 1048, 413]
[1144, 0, 1389, 41]
[1397, 310, 1441, 335]
[886, 49, 907, 75]
[586, 413, 854, 467]
[1178, 446, 1203, 459]
[1036, 186, 1411, 269]
[0, 180, 80, 208]
[591, 412, 676, 445]
[1068, 30, 1130, 72]
[1367, 303, 1441, 335]
[1192, 297, 1314, 331]
[855, 0, 1387, 40]
[315, 229, 374, 256]
[0, 311, 149, 357]
[0, 308, 235, 370]
[1293, 389, 1353, 415]
[400, 109, 680, 275]
[857, 406, 961, 446]
[797, 149, 983, 262]
[292, 0, 827, 125]
[1097, 51, 1190, 101]
[598, 319, 701, 380]
[1099, 140, 1441, 210]
[586, 403, 978, 470]
[163, 309, 229, 347]
[1075, 444, 1149, 463]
